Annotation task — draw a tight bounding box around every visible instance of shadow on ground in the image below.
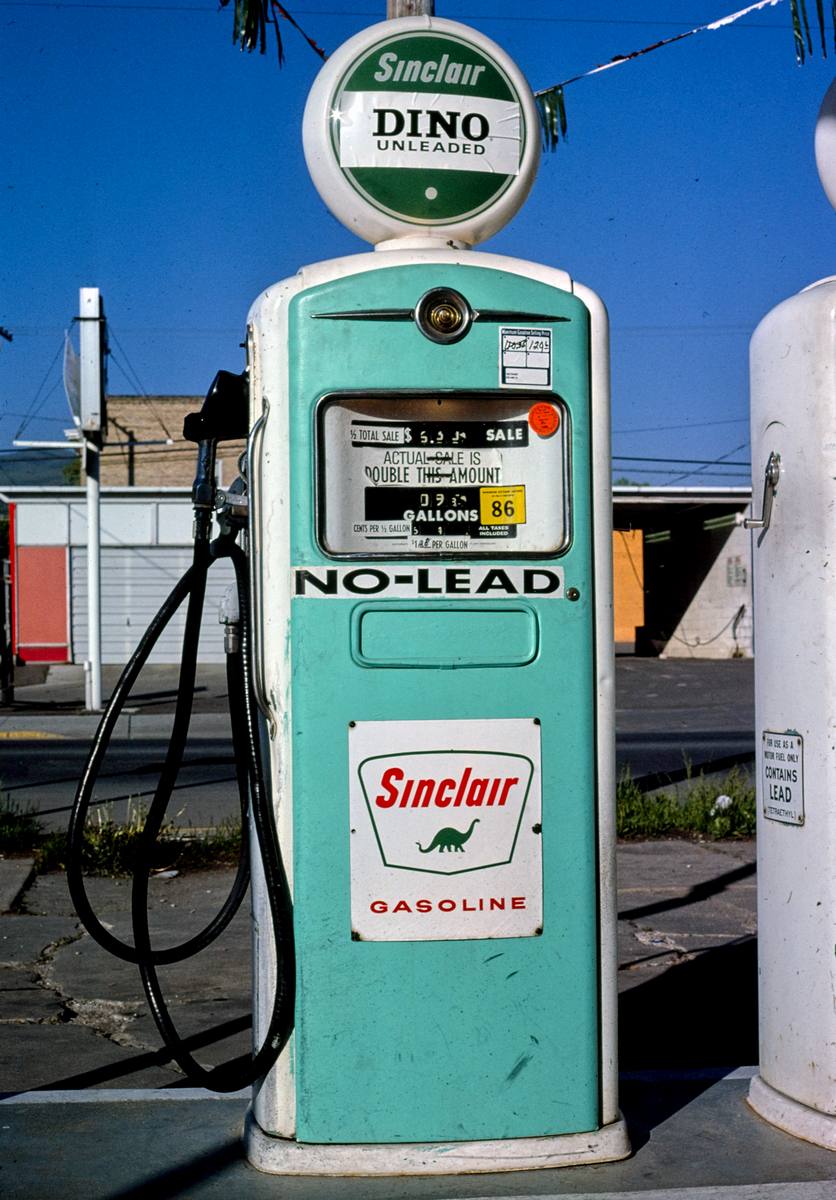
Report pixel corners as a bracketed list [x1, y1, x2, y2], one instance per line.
[619, 935, 758, 1146]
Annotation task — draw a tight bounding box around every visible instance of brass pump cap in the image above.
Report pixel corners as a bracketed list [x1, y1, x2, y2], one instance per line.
[415, 287, 473, 344]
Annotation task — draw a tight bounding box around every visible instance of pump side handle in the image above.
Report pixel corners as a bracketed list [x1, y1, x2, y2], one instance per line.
[744, 450, 781, 531]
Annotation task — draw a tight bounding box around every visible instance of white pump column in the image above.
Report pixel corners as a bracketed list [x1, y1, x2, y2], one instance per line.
[746, 80, 836, 1150]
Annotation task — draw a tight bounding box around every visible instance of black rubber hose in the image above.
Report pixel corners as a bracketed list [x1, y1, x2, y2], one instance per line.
[132, 541, 294, 1091]
[66, 533, 251, 965]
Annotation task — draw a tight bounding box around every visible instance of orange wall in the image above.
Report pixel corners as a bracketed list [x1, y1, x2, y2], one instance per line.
[613, 529, 645, 647]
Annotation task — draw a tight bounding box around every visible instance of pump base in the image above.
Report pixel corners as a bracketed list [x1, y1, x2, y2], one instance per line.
[747, 1074, 836, 1150]
[244, 1109, 630, 1176]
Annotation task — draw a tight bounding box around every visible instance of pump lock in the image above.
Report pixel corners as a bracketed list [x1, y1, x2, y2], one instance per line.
[415, 287, 472, 344]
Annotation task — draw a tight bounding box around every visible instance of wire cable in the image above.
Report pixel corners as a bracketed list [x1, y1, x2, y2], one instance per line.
[66, 536, 251, 966]
[67, 419, 294, 1089]
[131, 539, 294, 1090]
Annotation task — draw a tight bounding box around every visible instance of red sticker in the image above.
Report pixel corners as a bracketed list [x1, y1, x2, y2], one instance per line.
[528, 403, 560, 438]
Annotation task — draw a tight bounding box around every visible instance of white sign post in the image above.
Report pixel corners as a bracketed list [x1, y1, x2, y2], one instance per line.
[79, 287, 105, 712]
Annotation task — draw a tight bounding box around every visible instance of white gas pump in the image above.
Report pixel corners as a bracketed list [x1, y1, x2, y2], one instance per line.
[745, 79, 836, 1149]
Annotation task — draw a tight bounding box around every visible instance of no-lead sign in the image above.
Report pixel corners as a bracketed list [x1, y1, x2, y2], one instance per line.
[303, 17, 540, 245]
[349, 717, 543, 941]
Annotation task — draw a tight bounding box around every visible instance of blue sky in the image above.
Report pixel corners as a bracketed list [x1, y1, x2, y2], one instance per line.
[1, 1, 833, 484]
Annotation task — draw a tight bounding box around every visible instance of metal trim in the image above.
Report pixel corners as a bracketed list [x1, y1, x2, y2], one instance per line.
[247, 402, 273, 730]
[312, 307, 571, 325]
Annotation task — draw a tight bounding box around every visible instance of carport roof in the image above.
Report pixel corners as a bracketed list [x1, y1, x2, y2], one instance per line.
[0, 483, 754, 507]
[613, 485, 751, 506]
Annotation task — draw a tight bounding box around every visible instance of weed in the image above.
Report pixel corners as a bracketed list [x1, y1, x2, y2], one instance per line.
[617, 764, 756, 840]
[0, 798, 43, 854]
[0, 766, 756, 873]
[0, 796, 242, 876]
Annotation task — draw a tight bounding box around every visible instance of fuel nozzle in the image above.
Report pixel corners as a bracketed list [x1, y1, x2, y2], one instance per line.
[218, 584, 240, 655]
[184, 370, 250, 539]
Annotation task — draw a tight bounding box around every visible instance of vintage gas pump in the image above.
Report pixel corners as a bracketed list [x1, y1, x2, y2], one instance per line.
[243, 15, 627, 1174]
[745, 80, 836, 1150]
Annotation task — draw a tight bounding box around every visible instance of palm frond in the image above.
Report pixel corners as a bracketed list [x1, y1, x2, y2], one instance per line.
[535, 88, 568, 150]
[220, 0, 327, 65]
[815, 0, 828, 55]
[788, 0, 832, 61]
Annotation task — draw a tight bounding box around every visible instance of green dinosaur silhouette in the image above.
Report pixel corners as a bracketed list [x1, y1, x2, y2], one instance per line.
[416, 818, 480, 854]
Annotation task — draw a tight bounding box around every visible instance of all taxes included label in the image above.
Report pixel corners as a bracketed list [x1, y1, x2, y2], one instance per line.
[479, 484, 526, 525]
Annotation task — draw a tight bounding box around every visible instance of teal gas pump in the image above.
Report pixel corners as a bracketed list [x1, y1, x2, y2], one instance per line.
[244, 14, 627, 1175]
[67, 12, 626, 1176]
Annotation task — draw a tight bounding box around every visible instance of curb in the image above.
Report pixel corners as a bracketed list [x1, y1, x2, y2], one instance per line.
[0, 714, 231, 741]
[0, 858, 35, 913]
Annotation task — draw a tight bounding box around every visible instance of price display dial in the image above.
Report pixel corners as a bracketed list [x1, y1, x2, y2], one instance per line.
[317, 393, 570, 557]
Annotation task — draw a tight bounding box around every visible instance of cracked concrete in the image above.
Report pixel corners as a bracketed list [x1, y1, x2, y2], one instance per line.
[0, 841, 759, 1093]
[0, 869, 252, 1092]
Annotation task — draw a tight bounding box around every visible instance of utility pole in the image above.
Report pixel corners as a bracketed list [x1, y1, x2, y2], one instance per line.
[79, 287, 106, 712]
[387, 1, 434, 16]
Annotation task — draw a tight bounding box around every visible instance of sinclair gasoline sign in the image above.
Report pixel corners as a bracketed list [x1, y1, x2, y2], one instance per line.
[303, 17, 540, 245]
[349, 718, 543, 941]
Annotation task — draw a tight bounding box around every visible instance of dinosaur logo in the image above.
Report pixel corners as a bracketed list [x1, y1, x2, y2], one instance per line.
[358, 749, 533, 876]
[417, 818, 480, 854]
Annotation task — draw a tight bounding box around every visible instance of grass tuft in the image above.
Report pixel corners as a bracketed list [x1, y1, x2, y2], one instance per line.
[0, 797, 242, 876]
[616, 764, 756, 840]
[0, 765, 757, 875]
[0, 799, 43, 855]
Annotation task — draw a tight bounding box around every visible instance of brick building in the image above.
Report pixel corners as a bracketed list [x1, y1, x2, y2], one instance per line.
[90, 396, 246, 488]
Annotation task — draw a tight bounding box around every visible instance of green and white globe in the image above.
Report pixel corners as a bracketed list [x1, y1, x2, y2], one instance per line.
[303, 17, 541, 246]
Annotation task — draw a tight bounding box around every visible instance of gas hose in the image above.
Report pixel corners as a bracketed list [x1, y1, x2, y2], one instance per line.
[67, 382, 295, 1092]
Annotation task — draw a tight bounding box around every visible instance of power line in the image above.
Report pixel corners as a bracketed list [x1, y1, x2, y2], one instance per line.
[0, 411, 68, 424]
[13, 339, 66, 440]
[612, 467, 750, 480]
[667, 441, 750, 486]
[108, 328, 176, 441]
[0, 1, 800, 25]
[614, 454, 750, 467]
[613, 417, 748, 435]
[108, 328, 148, 396]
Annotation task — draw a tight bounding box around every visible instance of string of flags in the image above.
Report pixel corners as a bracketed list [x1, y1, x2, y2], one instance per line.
[535, 0, 836, 147]
[222, 0, 834, 151]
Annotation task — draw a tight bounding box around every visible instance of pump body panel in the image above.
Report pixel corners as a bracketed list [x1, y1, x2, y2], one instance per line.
[247, 249, 616, 1151]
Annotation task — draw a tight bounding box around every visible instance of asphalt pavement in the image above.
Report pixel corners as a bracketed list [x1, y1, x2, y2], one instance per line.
[0, 658, 756, 830]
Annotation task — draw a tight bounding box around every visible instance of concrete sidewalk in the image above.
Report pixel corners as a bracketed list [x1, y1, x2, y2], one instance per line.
[0, 663, 231, 741]
[1, 840, 833, 1196]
